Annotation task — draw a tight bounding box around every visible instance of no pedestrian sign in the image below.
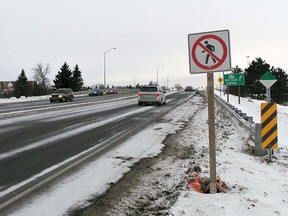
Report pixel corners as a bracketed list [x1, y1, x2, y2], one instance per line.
[188, 30, 231, 74]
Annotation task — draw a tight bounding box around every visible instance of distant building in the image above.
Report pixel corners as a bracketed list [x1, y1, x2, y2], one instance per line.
[0, 81, 16, 92]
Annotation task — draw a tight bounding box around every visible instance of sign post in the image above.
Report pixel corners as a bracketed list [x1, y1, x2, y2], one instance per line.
[188, 30, 231, 193]
[259, 71, 277, 162]
[207, 73, 217, 193]
[217, 76, 223, 96]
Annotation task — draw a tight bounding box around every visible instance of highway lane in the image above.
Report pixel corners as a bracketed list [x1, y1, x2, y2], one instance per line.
[0, 92, 137, 115]
[0, 91, 194, 208]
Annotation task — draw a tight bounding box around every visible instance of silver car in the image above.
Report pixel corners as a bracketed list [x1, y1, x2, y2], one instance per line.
[137, 85, 166, 106]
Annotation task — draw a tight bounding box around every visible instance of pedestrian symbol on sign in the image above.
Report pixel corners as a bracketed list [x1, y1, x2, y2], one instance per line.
[202, 41, 216, 64]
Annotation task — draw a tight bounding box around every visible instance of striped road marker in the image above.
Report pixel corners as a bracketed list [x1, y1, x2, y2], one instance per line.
[261, 103, 278, 150]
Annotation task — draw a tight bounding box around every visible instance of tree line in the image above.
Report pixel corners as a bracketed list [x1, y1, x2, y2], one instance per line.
[228, 57, 288, 104]
[6, 57, 288, 105]
[11, 62, 84, 98]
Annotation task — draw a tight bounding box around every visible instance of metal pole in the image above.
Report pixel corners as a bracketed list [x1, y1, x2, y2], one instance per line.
[246, 56, 250, 68]
[207, 73, 217, 194]
[156, 65, 165, 85]
[220, 80, 222, 96]
[226, 86, 229, 102]
[104, 53, 106, 89]
[166, 74, 173, 90]
[223, 72, 225, 96]
[104, 48, 116, 89]
[157, 68, 159, 85]
[166, 76, 168, 89]
[218, 73, 221, 96]
[238, 85, 240, 104]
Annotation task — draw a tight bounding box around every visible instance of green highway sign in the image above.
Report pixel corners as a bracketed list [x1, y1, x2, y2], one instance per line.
[224, 73, 245, 86]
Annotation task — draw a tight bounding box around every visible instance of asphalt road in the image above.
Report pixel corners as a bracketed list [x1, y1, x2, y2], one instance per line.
[0, 92, 136, 115]
[0, 91, 193, 207]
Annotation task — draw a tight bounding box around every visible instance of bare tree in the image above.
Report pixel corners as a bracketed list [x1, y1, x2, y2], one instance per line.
[32, 63, 51, 91]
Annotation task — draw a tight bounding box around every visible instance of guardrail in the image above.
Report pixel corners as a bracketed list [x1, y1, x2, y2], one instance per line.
[214, 94, 256, 141]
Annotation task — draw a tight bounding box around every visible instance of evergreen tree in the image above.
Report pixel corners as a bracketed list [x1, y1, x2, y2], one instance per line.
[239, 57, 288, 104]
[270, 67, 288, 104]
[14, 69, 30, 98]
[244, 58, 269, 99]
[53, 62, 73, 88]
[71, 64, 84, 91]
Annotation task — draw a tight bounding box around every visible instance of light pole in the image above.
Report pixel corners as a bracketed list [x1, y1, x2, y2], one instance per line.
[156, 64, 165, 85]
[166, 74, 173, 90]
[104, 47, 116, 89]
[245, 56, 250, 68]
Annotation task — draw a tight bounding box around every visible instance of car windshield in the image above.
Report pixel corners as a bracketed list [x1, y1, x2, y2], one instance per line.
[140, 87, 158, 92]
[54, 89, 66, 93]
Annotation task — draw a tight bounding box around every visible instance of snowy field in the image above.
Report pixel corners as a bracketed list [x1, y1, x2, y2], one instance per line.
[1, 91, 288, 216]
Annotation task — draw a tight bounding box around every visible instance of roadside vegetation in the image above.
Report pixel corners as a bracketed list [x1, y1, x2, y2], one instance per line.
[2, 57, 288, 104]
[228, 57, 288, 104]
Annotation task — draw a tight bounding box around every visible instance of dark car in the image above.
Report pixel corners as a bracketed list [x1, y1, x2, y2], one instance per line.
[88, 88, 103, 96]
[185, 86, 194, 91]
[106, 88, 118, 94]
[49, 88, 74, 102]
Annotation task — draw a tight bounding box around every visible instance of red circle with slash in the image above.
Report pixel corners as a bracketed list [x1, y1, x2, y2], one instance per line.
[192, 34, 227, 70]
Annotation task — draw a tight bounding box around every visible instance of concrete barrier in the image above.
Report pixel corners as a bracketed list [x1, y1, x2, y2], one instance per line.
[255, 123, 268, 156]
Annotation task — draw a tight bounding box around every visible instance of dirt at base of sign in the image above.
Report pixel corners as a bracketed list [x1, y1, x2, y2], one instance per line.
[187, 172, 227, 193]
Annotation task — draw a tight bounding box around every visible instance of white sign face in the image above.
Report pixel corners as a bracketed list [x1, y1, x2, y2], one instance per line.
[188, 30, 231, 74]
[259, 80, 277, 89]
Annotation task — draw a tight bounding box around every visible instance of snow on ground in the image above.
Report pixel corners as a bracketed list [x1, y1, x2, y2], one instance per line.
[7, 93, 200, 215]
[169, 91, 288, 216]
[0, 95, 49, 103]
[2, 91, 288, 215]
[169, 97, 288, 216]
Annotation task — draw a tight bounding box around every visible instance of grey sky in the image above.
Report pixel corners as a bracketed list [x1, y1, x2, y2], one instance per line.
[1, 0, 287, 88]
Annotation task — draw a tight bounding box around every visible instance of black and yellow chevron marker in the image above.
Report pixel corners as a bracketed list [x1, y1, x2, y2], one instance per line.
[261, 103, 278, 149]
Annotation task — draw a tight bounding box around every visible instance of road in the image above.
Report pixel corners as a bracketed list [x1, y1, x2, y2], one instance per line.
[0, 92, 136, 115]
[0, 91, 193, 209]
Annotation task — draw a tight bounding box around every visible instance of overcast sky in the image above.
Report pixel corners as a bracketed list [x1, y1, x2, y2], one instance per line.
[1, 0, 287, 88]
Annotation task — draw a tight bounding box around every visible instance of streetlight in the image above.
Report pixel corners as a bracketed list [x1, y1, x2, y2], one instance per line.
[134, 74, 138, 88]
[156, 64, 165, 85]
[104, 47, 116, 89]
[245, 56, 250, 68]
[166, 74, 173, 90]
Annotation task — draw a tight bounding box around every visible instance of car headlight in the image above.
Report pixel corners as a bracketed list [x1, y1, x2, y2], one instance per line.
[59, 95, 63, 97]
